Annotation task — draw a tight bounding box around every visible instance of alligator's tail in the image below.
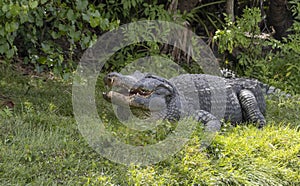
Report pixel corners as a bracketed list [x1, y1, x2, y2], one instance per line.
[258, 82, 292, 98]
[220, 68, 291, 98]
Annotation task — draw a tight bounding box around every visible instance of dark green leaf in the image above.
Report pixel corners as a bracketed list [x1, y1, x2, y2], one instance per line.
[76, 0, 88, 11]
[67, 9, 75, 21]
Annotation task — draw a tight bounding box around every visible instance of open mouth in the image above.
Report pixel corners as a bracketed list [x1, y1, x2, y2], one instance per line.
[103, 86, 153, 101]
[102, 74, 153, 107]
[129, 88, 152, 97]
[102, 72, 174, 114]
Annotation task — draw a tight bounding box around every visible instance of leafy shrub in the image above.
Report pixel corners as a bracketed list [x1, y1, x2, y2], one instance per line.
[0, 0, 120, 77]
[101, 0, 173, 72]
[0, 0, 175, 77]
[266, 0, 300, 93]
[214, 7, 300, 94]
[214, 8, 265, 70]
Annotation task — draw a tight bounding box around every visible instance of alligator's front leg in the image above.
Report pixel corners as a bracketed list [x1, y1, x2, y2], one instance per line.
[194, 110, 222, 150]
[238, 89, 266, 128]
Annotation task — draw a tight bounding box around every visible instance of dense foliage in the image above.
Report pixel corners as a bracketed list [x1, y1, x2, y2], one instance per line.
[0, 0, 299, 93]
[0, 0, 175, 77]
[0, 0, 124, 77]
[0, 0, 298, 87]
[214, 6, 300, 94]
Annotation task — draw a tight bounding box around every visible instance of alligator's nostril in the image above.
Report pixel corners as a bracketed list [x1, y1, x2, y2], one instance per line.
[110, 77, 114, 83]
[105, 73, 120, 85]
[103, 75, 116, 87]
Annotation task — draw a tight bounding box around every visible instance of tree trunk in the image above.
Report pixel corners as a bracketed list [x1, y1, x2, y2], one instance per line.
[161, 0, 199, 65]
[268, 0, 293, 40]
[226, 0, 235, 22]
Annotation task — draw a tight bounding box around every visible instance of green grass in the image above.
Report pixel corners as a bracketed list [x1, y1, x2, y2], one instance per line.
[0, 65, 299, 185]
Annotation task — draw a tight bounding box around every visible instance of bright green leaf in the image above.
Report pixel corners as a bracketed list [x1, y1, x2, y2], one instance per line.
[29, 1, 38, 9]
[2, 4, 8, 12]
[90, 17, 99, 28]
[5, 22, 19, 33]
[37, 57, 47, 64]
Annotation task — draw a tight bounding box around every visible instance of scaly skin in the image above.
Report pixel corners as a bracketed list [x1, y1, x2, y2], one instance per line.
[103, 71, 266, 133]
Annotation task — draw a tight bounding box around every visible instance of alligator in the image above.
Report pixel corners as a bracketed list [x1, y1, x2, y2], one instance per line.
[102, 71, 267, 137]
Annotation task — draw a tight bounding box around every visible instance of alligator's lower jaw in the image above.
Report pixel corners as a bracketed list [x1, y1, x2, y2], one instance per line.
[103, 91, 131, 106]
[103, 91, 153, 111]
[102, 91, 111, 101]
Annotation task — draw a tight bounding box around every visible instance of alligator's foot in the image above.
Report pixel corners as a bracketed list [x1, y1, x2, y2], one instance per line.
[238, 89, 266, 128]
[194, 110, 222, 150]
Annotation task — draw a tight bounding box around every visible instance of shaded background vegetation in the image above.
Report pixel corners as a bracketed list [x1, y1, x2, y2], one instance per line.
[0, 0, 299, 94]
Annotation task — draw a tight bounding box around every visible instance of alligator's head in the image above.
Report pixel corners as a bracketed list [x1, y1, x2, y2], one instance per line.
[103, 71, 181, 121]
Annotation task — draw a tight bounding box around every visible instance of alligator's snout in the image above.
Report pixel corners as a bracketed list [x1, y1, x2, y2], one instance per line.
[103, 72, 121, 87]
[103, 72, 139, 103]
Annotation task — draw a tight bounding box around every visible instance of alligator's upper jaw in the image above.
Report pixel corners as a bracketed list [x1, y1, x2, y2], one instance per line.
[103, 72, 133, 90]
[103, 72, 136, 101]
[103, 72, 153, 110]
